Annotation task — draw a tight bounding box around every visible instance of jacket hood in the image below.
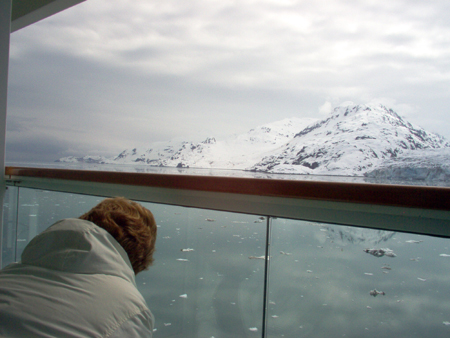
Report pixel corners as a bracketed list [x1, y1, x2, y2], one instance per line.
[21, 218, 135, 283]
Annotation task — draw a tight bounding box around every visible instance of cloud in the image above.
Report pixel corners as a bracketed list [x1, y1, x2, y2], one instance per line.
[6, 0, 450, 162]
[6, 132, 72, 163]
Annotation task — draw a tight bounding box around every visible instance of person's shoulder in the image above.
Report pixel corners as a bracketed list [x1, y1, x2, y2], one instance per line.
[47, 218, 96, 231]
[107, 308, 154, 338]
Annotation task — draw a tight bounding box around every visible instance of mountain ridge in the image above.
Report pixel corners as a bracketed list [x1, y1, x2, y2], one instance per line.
[57, 103, 450, 179]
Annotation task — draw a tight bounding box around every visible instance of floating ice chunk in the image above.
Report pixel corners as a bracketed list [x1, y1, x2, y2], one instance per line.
[176, 258, 189, 262]
[180, 248, 194, 252]
[364, 273, 373, 276]
[405, 240, 423, 244]
[369, 289, 385, 297]
[271, 315, 279, 318]
[417, 278, 427, 282]
[248, 255, 266, 260]
[205, 218, 215, 222]
[280, 251, 292, 255]
[306, 270, 312, 273]
[440, 254, 450, 257]
[364, 248, 396, 258]
[179, 294, 187, 298]
[443, 321, 450, 326]
[249, 327, 258, 332]
[164, 323, 171, 326]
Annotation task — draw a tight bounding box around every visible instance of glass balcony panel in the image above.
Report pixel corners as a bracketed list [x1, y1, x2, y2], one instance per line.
[14, 188, 103, 259]
[136, 202, 267, 337]
[267, 218, 450, 338]
[2, 188, 267, 337]
[2, 186, 18, 268]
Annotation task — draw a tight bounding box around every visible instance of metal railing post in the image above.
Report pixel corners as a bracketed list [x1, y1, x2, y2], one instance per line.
[261, 216, 272, 338]
[0, 0, 12, 268]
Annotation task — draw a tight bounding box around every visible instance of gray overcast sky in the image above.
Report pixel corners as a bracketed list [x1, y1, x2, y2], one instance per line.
[6, 0, 450, 163]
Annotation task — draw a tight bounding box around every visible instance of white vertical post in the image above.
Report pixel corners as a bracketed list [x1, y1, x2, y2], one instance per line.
[0, 0, 12, 267]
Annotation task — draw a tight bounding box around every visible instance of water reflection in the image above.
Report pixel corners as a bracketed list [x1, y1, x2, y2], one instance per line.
[268, 219, 450, 338]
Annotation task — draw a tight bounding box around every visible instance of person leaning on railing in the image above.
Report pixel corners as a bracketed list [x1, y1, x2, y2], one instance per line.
[0, 197, 157, 337]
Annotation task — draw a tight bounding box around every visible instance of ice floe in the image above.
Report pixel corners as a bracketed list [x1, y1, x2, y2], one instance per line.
[369, 289, 385, 297]
[364, 248, 396, 258]
[248, 255, 266, 260]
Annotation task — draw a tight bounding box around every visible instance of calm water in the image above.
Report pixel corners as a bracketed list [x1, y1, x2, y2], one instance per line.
[7, 161, 450, 186]
[2, 167, 450, 337]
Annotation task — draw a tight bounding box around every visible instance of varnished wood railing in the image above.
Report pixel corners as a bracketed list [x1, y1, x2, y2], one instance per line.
[5, 166, 450, 211]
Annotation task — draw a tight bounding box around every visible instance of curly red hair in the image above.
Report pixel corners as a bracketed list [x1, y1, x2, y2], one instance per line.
[79, 197, 157, 274]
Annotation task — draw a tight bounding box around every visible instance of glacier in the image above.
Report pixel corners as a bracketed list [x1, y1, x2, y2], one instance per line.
[57, 103, 450, 182]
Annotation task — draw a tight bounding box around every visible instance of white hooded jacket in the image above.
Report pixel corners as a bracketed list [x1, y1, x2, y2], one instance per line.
[0, 218, 154, 337]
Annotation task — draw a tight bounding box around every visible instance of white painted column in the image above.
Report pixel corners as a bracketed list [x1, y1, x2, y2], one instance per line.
[0, 0, 12, 267]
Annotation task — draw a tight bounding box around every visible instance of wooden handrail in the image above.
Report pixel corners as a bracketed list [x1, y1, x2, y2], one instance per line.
[5, 166, 450, 211]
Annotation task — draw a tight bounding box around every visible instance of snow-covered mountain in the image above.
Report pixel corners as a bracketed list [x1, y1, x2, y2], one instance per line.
[57, 103, 450, 178]
[58, 117, 318, 168]
[249, 104, 449, 175]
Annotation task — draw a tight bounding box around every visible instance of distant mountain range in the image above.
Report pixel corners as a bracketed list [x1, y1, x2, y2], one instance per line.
[57, 103, 450, 181]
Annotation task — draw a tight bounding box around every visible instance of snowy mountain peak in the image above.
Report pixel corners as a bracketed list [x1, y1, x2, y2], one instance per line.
[250, 104, 449, 175]
[202, 137, 216, 144]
